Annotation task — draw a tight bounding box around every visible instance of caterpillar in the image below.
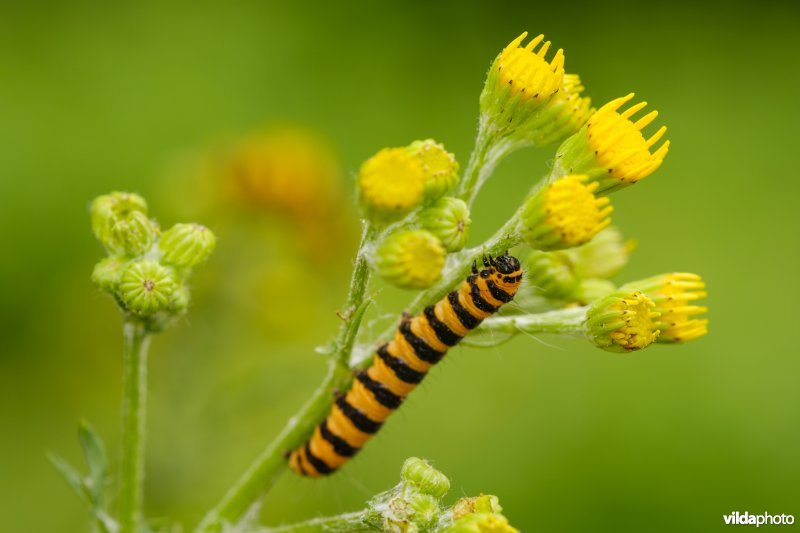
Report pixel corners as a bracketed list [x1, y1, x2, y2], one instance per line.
[288, 253, 523, 477]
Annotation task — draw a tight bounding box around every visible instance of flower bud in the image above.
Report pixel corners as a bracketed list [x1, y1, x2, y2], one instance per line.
[159, 223, 217, 268]
[565, 226, 635, 280]
[621, 273, 708, 343]
[401, 457, 450, 499]
[358, 147, 426, 222]
[452, 494, 503, 520]
[406, 493, 440, 530]
[169, 285, 191, 313]
[91, 192, 157, 256]
[374, 230, 445, 289]
[480, 32, 565, 138]
[110, 211, 156, 256]
[418, 197, 471, 252]
[91, 257, 127, 293]
[91, 191, 147, 239]
[525, 250, 577, 300]
[554, 93, 669, 194]
[445, 513, 518, 533]
[525, 74, 593, 147]
[520, 175, 612, 251]
[407, 139, 459, 201]
[118, 260, 177, 316]
[584, 290, 660, 353]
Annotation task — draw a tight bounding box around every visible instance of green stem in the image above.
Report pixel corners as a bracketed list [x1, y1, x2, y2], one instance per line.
[195, 223, 376, 533]
[119, 319, 150, 533]
[259, 511, 370, 533]
[457, 117, 526, 208]
[475, 306, 587, 337]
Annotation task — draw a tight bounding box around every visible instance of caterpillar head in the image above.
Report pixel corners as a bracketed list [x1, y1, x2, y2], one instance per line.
[474, 252, 523, 295]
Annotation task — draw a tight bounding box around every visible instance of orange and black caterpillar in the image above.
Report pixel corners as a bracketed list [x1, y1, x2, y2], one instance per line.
[288, 253, 523, 477]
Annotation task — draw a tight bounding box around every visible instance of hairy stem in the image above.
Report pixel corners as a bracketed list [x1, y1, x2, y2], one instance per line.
[195, 223, 376, 532]
[475, 306, 587, 337]
[258, 511, 370, 533]
[119, 320, 150, 533]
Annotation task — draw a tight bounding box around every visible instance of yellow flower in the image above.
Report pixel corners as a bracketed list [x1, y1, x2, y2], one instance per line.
[555, 93, 670, 194]
[479, 32, 567, 140]
[622, 273, 708, 343]
[407, 139, 460, 201]
[374, 229, 445, 289]
[445, 512, 519, 533]
[585, 290, 660, 352]
[589, 94, 669, 180]
[358, 147, 426, 221]
[521, 175, 613, 250]
[495, 32, 565, 104]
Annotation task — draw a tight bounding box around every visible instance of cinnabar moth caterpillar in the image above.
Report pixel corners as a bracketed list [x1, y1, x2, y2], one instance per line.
[288, 253, 523, 476]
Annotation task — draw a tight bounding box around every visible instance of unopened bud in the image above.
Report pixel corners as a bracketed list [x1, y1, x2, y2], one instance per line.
[374, 230, 445, 289]
[118, 260, 177, 316]
[407, 139, 460, 201]
[401, 457, 450, 499]
[159, 223, 216, 268]
[418, 197, 471, 252]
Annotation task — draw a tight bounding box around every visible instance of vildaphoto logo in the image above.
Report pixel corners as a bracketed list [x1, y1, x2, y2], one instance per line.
[723, 512, 795, 527]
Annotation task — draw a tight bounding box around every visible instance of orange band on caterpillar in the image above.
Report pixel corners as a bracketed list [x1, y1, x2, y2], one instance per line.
[288, 253, 523, 476]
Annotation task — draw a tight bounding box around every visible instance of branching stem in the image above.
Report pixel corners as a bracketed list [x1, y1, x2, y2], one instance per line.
[195, 223, 376, 532]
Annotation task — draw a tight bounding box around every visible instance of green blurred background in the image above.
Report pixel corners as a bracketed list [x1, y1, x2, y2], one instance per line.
[2, 1, 799, 531]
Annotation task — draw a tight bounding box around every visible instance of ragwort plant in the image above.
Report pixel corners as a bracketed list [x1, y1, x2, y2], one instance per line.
[54, 31, 708, 532]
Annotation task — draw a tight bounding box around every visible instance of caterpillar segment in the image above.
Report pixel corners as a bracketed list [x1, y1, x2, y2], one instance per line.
[288, 253, 523, 476]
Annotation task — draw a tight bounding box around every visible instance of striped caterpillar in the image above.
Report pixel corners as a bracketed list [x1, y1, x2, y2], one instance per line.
[288, 253, 523, 477]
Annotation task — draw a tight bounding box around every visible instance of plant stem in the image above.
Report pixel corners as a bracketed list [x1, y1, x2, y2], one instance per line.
[258, 511, 370, 533]
[195, 223, 376, 533]
[475, 306, 587, 337]
[119, 319, 150, 533]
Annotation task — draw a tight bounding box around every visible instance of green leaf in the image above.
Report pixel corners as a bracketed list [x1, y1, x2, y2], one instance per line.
[78, 420, 109, 504]
[48, 453, 90, 504]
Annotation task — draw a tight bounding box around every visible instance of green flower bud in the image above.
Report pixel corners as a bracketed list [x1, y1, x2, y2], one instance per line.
[400, 457, 450, 499]
[406, 493, 440, 530]
[169, 284, 191, 313]
[418, 197, 471, 252]
[565, 226, 635, 280]
[110, 210, 156, 256]
[91, 191, 147, 239]
[444, 512, 518, 533]
[374, 230, 445, 289]
[526, 250, 577, 299]
[90, 192, 156, 255]
[584, 290, 660, 353]
[407, 139, 459, 201]
[118, 260, 177, 316]
[452, 494, 503, 520]
[159, 223, 217, 268]
[91, 257, 127, 293]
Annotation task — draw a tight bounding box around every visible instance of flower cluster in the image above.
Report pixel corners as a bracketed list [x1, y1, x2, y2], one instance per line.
[90, 191, 216, 331]
[353, 30, 707, 357]
[358, 139, 471, 289]
[362, 458, 518, 532]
